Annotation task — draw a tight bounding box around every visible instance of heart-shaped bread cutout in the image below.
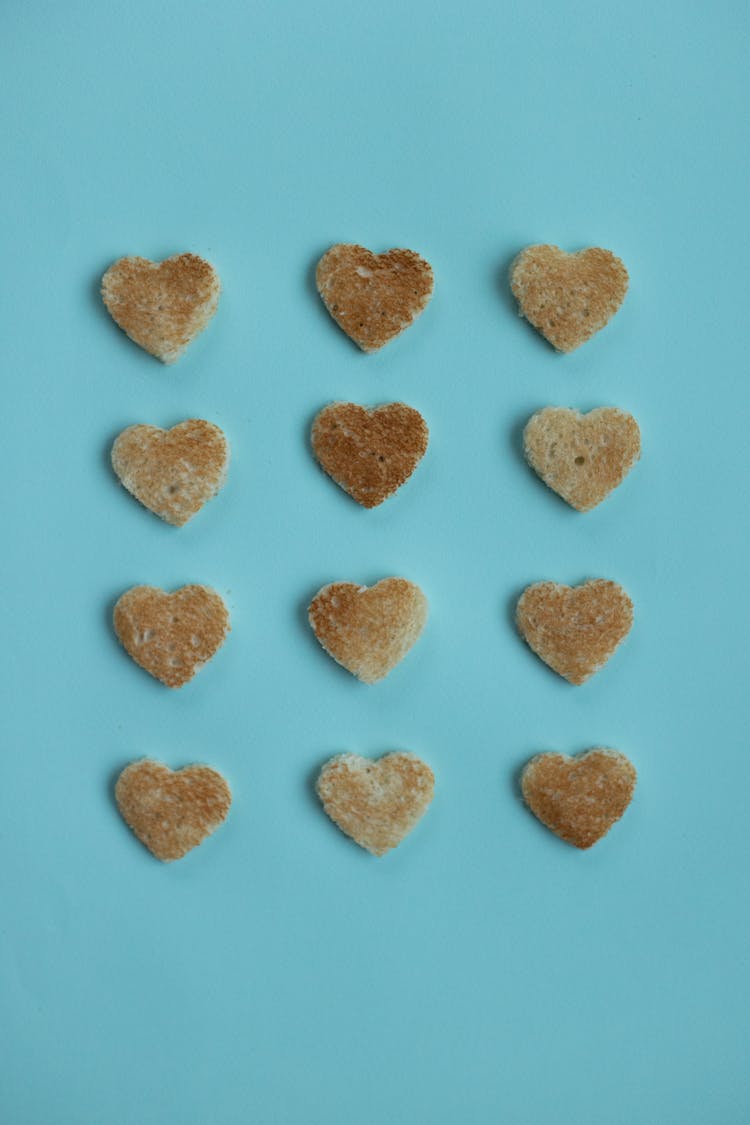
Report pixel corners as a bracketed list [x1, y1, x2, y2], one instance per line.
[510, 244, 628, 352]
[521, 748, 636, 849]
[524, 407, 640, 511]
[113, 585, 230, 688]
[311, 402, 428, 508]
[111, 420, 229, 526]
[308, 577, 428, 684]
[516, 579, 633, 684]
[316, 244, 434, 352]
[115, 759, 232, 861]
[317, 752, 434, 855]
[101, 253, 220, 363]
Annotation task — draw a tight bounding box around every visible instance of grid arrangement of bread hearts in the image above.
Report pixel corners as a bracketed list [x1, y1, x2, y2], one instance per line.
[101, 243, 638, 862]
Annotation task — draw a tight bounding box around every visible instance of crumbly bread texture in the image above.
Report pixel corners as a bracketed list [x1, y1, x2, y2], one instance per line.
[521, 748, 636, 849]
[311, 402, 428, 508]
[510, 245, 628, 352]
[113, 585, 230, 688]
[317, 752, 434, 856]
[316, 244, 434, 352]
[308, 578, 428, 684]
[111, 420, 229, 526]
[523, 407, 640, 512]
[101, 253, 221, 363]
[516, 579, 633, 685]
[115, 759, 232, 862]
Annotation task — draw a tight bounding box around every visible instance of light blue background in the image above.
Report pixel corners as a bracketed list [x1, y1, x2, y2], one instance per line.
[2, 2, 748, 1122]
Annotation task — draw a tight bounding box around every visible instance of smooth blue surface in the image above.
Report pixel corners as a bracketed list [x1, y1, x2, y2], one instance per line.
[1, 2, 748, 1122]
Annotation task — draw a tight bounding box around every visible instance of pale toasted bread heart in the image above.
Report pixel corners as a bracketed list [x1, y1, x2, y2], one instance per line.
[111, 420, 229, 526]
[516, 579, 633, 684]
[113, 585, 230, 688]
[510, 245, 628, 352]
[311, 402, 428, 508]
[115, 759, 231, 861]
[316, 244, 434, 352]
[317, 752, 434, 855]
[521, 748, 636, 849]
[308, 578, 428, 684]
[101, 253, 220, 363]
[523, 407, 640, 511]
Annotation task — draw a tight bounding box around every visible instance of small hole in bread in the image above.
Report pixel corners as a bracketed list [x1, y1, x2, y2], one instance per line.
[168, 484, 180, 495]
[575, 456, 586, 465]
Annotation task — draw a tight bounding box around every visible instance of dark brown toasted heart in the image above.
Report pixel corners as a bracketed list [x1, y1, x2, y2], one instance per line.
[115, 759, 232, 861]
[101, 253, 220, 363]
[523, 407, 640, 511]
[510, 244, 628, 352]
[111, 420, 229, 526]
[308, 578, 428, 684]
[113, 585, 230, 688]
[311, 402, 428, 508]
[316, 244, 433, 351]
[516, 579, 633, 684]
[521, 748, 636, 848]
[317, 752, 434, 855]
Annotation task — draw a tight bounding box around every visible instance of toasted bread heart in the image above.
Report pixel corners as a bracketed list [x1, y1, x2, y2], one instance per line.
[523, 407, 640, 511]
[111, 420, 229, 526]
[510, 244, 628, 352]
[113, 585, 230, 688]
[101, 253, 220, 363]
[115, 759, 231, 861]
[317, 752, 434, 855]
[521, 748, 636, 848]
[316, 244, 434, 352]
[311, 402, 428, 508]
[516, 579, 633, 684]
[308, 578, 428, 684]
